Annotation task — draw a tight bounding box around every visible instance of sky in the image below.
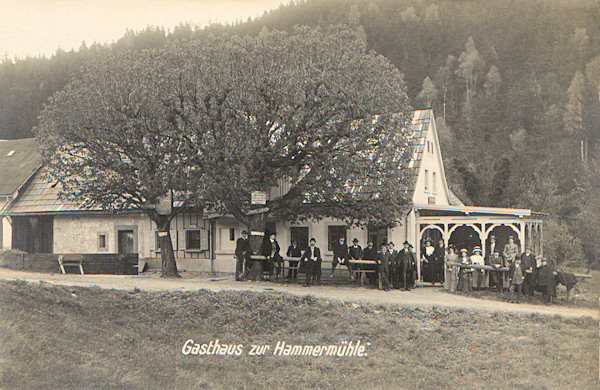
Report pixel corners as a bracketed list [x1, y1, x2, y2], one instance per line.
[0, 0, 288, 59]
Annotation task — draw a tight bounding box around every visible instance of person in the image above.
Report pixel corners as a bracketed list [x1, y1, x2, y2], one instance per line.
[457, 249, 473, 293]
[301, 238, 321, 286]
[376, 243, 392, 291]
[486, 235, 498, 262]
[362, 241, 377, 260]
[387, 242, 401, 288]
[520, 247, 537, 295]
[508, 256, 525, 303]
[330, 236, 351, 279]
[487, 249, 505, 292]
[470, 246, 485, 289]
[261, 232, 282, 280]
[398, 241, 416, 290]
[362, 241, 378, 284]
[286, 240, 302, 281]
[444, 245, 459, 292]
[503, 235, 519, 266]
[538, 257, 556, 304]
[421, 238, 435, 283]
[407, 243, 418, 289]
[432, 239, 446, 285]
[348, 238, 363, 279]
[235, 230, 252, 281]
[349, 238, 363, 261]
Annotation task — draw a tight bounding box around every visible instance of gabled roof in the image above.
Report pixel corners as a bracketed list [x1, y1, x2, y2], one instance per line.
[4, 110, 464, 215]
[3, 167, 93, 214]
[0, 138, 42, 196]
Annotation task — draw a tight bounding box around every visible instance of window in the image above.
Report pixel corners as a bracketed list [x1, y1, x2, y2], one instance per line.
[424, 169, 429, 192]
[186, 230, 202, 250]
[290, 226, 309, 250]
[328, 225, 347, 251]
[432, 172, 437, 193]
[155, 231, 162, 251]
[229, 228, 235, 241]
[98, 233, 107, 251]
[368, 225, 388, 248]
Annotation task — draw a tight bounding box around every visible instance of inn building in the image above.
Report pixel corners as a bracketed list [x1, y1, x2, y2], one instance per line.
[1, 110, 544, 279]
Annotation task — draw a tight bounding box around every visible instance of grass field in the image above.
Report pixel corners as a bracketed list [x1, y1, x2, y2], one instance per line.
[0, 280, 597, 390]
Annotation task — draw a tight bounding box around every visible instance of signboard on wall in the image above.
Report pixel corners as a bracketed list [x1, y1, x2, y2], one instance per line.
[251, 191, 267, 205]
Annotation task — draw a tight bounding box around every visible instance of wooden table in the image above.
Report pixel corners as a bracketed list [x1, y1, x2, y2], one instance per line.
[347, 260, 378, 286]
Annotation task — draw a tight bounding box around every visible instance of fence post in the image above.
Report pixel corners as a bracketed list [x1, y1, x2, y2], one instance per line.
[20, 253, 25, 271]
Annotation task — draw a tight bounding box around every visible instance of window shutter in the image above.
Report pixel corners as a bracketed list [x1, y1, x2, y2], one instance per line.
[179, 230, 186, 251]
[170, 229, 178, 251]
[201, 229, 209, 251]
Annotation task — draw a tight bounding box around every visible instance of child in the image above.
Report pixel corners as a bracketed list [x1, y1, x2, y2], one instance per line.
[508, 257, 525, 303]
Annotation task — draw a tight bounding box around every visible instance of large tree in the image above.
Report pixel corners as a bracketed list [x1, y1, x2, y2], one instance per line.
[35, 49, 205, 277]
[164, 26, 415, 250]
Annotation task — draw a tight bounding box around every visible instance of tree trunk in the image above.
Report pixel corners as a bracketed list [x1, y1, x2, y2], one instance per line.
[153, 214, 180, 278]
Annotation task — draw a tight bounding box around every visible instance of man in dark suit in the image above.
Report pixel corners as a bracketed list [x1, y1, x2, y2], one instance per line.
[261, 232, 282, 280]
[398, 241, 416, 290]
[387, 242, 400, 288]
[301, 238, 322, 286]
[362, 240, 378, 284]
[376, 243, 391, 291]
[330, 236, 351, 279]
[286, 240, 303, 280]
[521, 247, 537, 295]
[235, 230, 251, 281]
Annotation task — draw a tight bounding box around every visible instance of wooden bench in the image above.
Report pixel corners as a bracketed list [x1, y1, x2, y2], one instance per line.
[58, 255, 85, 275]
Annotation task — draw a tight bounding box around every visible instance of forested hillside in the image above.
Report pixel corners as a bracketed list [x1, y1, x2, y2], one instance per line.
[0, 0, 598, 266]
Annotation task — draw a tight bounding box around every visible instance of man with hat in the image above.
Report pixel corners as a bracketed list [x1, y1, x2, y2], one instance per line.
[235, 230, 252, 281]
[348, 238, 364, 279]
[330, 236, 351, 279]
[376, 243, 392, 291]
[487, 249, 505, 292]
[503, 235, 519, 266]
[398, 241, 416, 290]
[485, 235, 498, 265]
[470, 246, 485, 289]
[362, 240, 378, 284]
[261, 232, 282, 280]
[301, 237, 322, 286]
[520, 247, 537, 295]
[386, 242, 400, 288]
[286, 240, 303, 281]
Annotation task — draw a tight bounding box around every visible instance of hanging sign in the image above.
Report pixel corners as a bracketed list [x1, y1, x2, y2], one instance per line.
[251, 191, 267, 205]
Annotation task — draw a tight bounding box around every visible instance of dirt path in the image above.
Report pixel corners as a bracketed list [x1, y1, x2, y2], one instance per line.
[0, 268, 597, 319]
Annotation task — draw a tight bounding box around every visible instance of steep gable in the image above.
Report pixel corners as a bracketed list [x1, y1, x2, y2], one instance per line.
[409, 110, 452, 206]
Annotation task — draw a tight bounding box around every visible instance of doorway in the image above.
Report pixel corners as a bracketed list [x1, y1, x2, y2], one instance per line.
[117, 230, 136, 254]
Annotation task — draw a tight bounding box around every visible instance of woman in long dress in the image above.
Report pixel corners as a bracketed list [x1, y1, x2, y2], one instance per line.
[457, 249, 473, 293]
[444, 246, 459, 291]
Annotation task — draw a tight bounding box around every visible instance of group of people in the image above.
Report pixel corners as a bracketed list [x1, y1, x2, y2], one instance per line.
[235, 230, 558, 302]
[443, 235, 557, 303]
[234, 231, 419, 290]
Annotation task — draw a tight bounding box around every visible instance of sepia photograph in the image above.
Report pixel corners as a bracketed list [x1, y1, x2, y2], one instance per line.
[0, 0, 598, 389]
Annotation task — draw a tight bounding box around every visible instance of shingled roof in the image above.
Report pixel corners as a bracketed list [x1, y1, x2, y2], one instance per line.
[0, 138, 42, 196]
[4, 110, 461, 214]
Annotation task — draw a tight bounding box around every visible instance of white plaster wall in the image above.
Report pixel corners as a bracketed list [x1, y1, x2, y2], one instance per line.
[2, 216, 12, 250]
[53, 214, 153, 255]
[412, 120, 450, 206]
